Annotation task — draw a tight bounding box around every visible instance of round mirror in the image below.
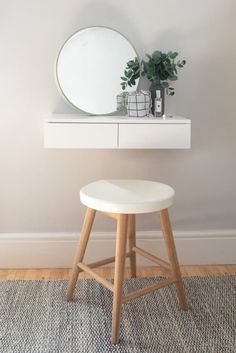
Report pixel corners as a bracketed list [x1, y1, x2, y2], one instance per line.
[56, 26, 139, 115]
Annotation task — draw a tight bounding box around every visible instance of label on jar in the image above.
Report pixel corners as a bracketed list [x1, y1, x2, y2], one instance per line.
[156, 101, 162, 113]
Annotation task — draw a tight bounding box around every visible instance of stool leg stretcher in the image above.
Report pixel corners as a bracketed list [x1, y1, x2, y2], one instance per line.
[66, 208, 188, 344]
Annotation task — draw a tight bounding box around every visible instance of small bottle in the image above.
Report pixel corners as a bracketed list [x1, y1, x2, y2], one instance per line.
[155, 90, 162, 117]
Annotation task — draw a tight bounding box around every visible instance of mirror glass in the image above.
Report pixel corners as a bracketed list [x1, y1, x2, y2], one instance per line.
[56, 26, 139, 115]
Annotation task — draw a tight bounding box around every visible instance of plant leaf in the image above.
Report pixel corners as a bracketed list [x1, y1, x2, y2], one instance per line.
[127, 70, 133, 78]
[170, 52, 178, 59]
[169, 75, 178, 81]
[161, 81, 169, 88]
[152, 50, 162, 60]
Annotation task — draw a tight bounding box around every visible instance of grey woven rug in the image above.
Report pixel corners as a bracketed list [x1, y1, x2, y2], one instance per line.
[0, 276, 235, 353]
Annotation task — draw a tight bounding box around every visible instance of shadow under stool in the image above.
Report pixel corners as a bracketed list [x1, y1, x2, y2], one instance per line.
[66, 179, 188, 344]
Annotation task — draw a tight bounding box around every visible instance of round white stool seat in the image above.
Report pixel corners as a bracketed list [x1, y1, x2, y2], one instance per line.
[80, 179, 175, 214]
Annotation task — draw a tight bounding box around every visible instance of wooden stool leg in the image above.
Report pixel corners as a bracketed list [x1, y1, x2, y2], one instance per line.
[158, 209, 188, 310]
[112, 214, 128, 344]
[127, 214, 137, 278]
[66, 208, 96, 301]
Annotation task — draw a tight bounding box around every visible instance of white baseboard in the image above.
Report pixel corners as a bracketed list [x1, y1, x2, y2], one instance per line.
[0, 230, 235, 268]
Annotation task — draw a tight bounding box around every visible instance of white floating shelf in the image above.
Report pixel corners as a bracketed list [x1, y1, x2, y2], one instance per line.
[44, 114, 191, 149]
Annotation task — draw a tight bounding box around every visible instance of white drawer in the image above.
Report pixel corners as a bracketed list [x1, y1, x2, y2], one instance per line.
[44, 123, 118, 148]
[118, 123, 191, 149]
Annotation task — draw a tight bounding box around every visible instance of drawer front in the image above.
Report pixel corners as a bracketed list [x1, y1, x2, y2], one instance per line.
[44, 123, 118, 148]
[118, 123, 191, 149]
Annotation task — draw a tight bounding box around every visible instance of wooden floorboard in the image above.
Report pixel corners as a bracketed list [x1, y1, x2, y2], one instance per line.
[0, 265, 235, 280]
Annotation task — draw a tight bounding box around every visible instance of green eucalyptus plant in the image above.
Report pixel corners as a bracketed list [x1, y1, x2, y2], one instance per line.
[121, 50, 186, 95]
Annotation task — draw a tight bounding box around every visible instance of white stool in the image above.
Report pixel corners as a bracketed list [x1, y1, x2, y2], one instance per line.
[66, 180, 188, 343]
